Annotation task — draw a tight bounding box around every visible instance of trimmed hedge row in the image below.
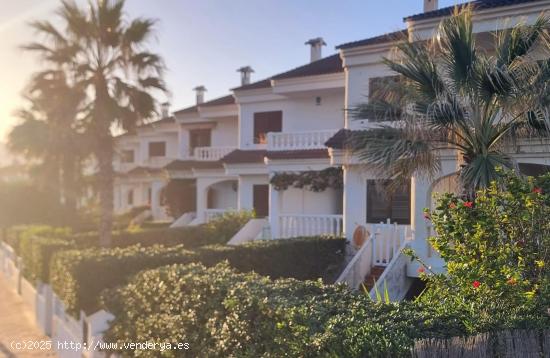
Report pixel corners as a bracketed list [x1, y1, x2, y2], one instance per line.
[196, 236, 345, 282]
[50, 245, 197, 316]
[50, 236, 345, 316]
[3, 211, 254, 285]
[103, 262, 467, 357]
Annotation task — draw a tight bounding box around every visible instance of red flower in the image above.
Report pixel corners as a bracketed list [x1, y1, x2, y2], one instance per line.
[463, 201, 474, 208]
[417, 266, 425, 273]
[449, 202, 457, 209]
[507, 278, 517, 285]
[533, 187, 542, 194]
[472, 280, 481, 288]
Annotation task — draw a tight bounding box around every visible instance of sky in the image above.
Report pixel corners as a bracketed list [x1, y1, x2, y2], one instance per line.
[0, 0, 467, 144]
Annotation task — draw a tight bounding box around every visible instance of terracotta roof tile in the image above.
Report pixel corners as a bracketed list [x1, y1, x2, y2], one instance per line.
[404, 0, 543, 21]
[221, 149, 267, 164]
[173, 95, 236, 115]
[336, 30, 408, 50]
[233, 54, 343, 91]
[164, 160, 224, 171]
[266, 149, 330, 160]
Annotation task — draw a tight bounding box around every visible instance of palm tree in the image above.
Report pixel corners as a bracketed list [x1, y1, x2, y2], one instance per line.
[350, 6, 550, 194]
[25, 0, 167, 246]
[8, 70, 87, 218]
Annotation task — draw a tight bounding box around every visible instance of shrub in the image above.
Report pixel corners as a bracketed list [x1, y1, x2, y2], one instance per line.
[49, 236, 343, 316]
[196, 236, 345, 282]
[19, 237, 75, 283]
[49, 245, 197, 316]
[201, 210, 255, 244]
[3, 225, 71, 254]
[103, 262, 466, 357]
[417, 172, 550, 333]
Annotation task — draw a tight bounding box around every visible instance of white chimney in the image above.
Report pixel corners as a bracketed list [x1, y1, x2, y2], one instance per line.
[424, 0, 438, 12]
[305, 37, 326, 63]
[161, 102, 170, 118]
[193, 86, 206, 104]
[237, 66, 254, 86]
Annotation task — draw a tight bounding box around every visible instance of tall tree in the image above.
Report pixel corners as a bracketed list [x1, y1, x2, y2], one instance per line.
[8, 70, 87, 217]
[350, 7, 550, 193]
[25, 0, 167, 245]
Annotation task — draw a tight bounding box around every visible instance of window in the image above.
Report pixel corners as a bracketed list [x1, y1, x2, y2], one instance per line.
[121, 150, 134, 163]
[148, 141, 166, 157]
[368, 76, 401, 121]
[253, 111, 282, 144]
[127, 189, 134, 206]
[189, 129, 211, 152]
[366, 180, 410, 225]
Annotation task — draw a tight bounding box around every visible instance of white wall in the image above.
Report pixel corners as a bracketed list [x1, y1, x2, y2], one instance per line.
[280, 187, 342, 215]
[238, 174, 269, 210]
[239, 91, 345, 149]
[345, 62, 394, 129]
[212, 119, 239, 147]
[209, 180, 238, 209]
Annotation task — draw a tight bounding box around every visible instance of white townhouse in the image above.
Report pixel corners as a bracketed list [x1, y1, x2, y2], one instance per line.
[223, 39, 346, 239]
[113, 110, 180, 221]
[327, 0, 550, 297]
[112, 0, 550, 299]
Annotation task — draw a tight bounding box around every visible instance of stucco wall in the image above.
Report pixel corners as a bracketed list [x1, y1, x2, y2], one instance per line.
[239, 91, 345, 149]
[280, 187, 342, 215]
[209, 180, 238, 209]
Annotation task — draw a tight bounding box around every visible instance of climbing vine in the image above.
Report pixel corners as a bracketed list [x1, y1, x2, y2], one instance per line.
[270, 167, 343, 192]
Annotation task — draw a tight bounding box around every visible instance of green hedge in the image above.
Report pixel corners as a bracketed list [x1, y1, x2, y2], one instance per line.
[19, 237, 75, 283]
[196, 236, 345, 282]
[103, 262, 467, 357]
[49, 236, 344, 316]
[49, 244, 197, 316]
[2, 225, 71, 255]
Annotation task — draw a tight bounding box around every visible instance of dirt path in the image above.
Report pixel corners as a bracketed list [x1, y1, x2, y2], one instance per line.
[0, 275, 57, 357]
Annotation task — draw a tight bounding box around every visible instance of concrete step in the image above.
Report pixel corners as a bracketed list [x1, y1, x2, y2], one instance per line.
[363, 265, 386, 291]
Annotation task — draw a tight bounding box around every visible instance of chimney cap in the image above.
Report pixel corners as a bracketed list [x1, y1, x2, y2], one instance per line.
[237, 66, 255, 73]
[193, 85, 207, 92]
[305, 37, 327, 46]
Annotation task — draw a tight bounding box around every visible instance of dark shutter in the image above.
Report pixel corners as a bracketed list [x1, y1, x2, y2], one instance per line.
[366, 180, 410, 225]
[127, 189, 134, 205]
[149, 142, 166, 157]
[253, 111, 282, 144]
[253, 184, 269, 217]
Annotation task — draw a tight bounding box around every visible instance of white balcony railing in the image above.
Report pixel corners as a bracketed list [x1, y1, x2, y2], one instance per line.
[193, 146, 236, 161]
[267, 129, 339, 151]
[278, 214, 343, 238]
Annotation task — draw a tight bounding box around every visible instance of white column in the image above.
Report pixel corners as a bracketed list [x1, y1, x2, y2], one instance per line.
[410, 176, 431, 258]
[151, 181, 164, 220]
[237, 176, 254, 211]
[343, 165, 367, 241]
[178, 127, 190, 159]
[195, 178, 210, 224]
[268, 182, 281, 239]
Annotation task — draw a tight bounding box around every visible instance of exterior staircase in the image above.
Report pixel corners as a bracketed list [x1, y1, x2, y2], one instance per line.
[336, 221, 414, 301]
[362, 265, 386, 292]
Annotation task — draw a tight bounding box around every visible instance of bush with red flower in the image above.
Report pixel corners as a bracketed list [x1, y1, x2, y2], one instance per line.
[415, 171, 550, 333]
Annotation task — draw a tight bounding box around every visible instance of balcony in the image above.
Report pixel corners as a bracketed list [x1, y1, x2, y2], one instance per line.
[267, 129, 338, 151]
[192, 146, 236, 161]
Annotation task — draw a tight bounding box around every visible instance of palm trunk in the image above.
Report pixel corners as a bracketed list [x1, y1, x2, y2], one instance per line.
[96, 137, 114, 247]
[61, 153, 78, 221]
